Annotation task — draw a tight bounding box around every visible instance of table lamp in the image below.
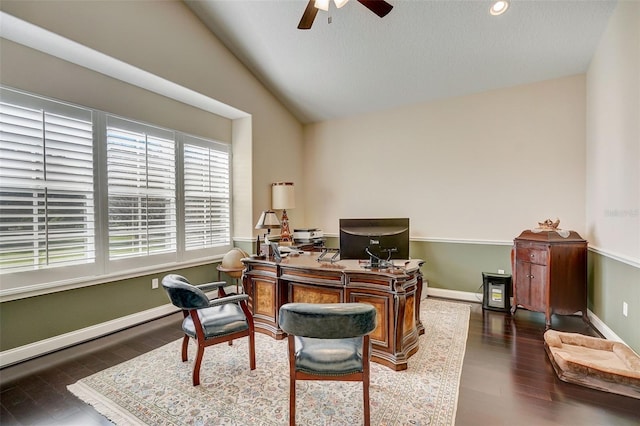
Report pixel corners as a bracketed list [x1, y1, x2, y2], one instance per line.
[272, 182, 295, 246]
[255, 210, 280, 243]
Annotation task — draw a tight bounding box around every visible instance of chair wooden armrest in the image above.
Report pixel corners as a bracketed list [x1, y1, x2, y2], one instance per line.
[208, 294, 249, 307]
[195, 281, 228, 293]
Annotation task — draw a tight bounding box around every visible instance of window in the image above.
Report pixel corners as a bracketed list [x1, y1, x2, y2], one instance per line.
[106, 116, 176, 259]
[183, 136, 231, 251]
[0, 87, 232, 294]
[0, 89, 95, 273]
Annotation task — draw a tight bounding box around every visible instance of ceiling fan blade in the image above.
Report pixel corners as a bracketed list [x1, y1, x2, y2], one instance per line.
[298, 0, 319, 30]
[357, 0, 393, 18]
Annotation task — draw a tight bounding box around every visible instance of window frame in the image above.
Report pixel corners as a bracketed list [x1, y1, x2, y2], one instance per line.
[181, 133, 233, 259]
[0, 86, 233, 298]
[103, 114, 179, 272]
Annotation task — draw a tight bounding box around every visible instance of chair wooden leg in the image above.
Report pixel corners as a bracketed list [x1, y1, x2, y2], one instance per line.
[287, 335, 296, 425]
[192, 344, 205, 386]
[249, 332, 256, 370]
[363, 335, 371, 426]
[363, 380, 370, 426]
[181, 335, 189, 362]
[289, 376, 296, 426]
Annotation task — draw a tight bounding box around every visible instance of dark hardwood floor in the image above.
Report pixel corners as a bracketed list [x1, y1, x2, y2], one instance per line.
[1, 299, 639, 425]
[456, 302, 640, 425]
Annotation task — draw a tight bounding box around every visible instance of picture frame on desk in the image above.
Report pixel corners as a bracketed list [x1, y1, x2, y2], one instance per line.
[259, 243, 273, 257]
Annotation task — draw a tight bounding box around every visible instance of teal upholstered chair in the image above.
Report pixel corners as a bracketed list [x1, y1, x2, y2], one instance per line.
[279, 302, 378, 426]
[162, 274, 256, 386]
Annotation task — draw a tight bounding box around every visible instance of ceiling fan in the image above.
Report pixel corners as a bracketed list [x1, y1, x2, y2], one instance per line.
[298, 0, 393, 30]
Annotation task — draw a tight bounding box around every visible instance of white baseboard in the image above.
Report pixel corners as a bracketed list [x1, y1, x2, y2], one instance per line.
[0, 303, 179, 368]
[1, 289, 630, 368]
[426, 287, 629, 347]
[427, 287, 484, 303]
[587, 310, 625, 342]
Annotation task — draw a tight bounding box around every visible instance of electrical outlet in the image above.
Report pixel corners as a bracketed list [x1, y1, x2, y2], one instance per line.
[498, 269, 505, 274]
[152, 278, 159, 289]
[622, 301, 628, 317]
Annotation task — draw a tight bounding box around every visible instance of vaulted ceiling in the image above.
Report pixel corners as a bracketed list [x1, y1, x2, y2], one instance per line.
[186, 0, 617, 124]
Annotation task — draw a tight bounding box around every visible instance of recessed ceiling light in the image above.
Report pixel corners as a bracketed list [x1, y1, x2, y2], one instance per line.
[490, 0, 510, 16]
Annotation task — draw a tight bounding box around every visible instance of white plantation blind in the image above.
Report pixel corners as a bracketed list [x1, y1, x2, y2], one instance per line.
[183, 138, 231, 250]
[0, 90, 95, 272]
[106, 116, 176, 259]
[0, 86, 233, 294]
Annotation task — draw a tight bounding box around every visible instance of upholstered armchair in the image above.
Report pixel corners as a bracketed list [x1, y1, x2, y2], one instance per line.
[279, 302, 378, 426]
[162, 274, 256, 386]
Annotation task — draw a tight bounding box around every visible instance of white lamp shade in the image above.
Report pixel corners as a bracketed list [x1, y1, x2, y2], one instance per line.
[272, 182, 295, 210]
[255, 210, 280, 229]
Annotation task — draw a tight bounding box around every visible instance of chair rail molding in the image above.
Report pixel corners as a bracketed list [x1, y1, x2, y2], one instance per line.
[588, 245, 640, 269]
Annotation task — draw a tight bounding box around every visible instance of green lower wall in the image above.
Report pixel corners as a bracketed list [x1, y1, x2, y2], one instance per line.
[409, 241, 513, 292]
[0, 262, 227, 351]
[1, 240, 638, 356]
[326, 237, 513, 293]
[588, 251, 640, 352]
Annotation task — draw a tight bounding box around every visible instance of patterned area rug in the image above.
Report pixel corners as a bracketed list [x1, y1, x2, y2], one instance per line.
[68, 298, 470, 425]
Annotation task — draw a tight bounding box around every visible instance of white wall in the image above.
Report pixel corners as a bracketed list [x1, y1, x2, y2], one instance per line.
[586, 1, 640, 264]
[303, 75, 587, 241]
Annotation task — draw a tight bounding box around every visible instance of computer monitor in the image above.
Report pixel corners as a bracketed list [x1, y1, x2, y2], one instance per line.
[339, 218, 409, 267]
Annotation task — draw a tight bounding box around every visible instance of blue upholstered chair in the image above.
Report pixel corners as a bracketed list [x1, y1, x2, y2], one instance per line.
[279, 302, 378, 426]
[162, 274, 256, 386]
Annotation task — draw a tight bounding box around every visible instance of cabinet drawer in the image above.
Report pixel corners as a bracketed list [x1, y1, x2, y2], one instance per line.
[516, 246, 548, 265]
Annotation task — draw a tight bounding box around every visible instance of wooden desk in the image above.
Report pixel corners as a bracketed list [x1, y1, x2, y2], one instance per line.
[242, 254, 425, 370]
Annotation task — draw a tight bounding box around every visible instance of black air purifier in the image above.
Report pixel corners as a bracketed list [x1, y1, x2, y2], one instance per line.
[482, 272, 512, 312]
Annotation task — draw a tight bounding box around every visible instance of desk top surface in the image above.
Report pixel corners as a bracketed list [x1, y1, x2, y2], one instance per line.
[243, 253, 424, 276]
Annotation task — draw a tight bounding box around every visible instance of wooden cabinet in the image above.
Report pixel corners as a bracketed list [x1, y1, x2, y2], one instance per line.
[511, 230, 588, 328]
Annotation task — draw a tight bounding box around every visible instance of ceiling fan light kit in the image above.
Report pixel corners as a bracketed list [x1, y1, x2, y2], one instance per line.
[315, 0, 351, 11]
[298, 0, 393, 30]
[314, 0, 330, 11]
